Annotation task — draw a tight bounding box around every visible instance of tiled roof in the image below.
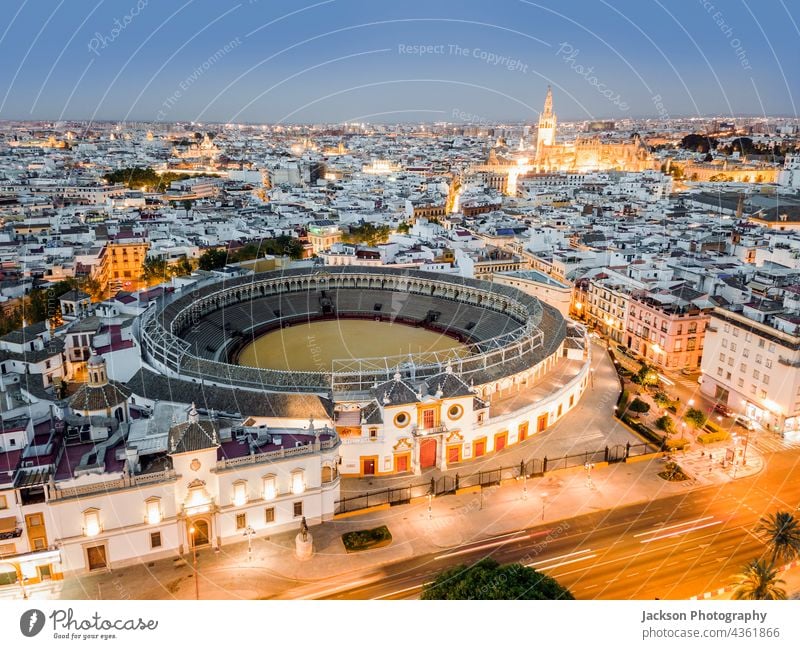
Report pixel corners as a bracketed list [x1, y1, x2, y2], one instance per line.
[68, 381, 130, 412]
[169, 420, 219, 454]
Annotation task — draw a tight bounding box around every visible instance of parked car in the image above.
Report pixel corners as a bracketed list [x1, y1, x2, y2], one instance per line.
[733, 415, 755, 430]
[713, 403, 734, 417]
[680, 368, 696, 377]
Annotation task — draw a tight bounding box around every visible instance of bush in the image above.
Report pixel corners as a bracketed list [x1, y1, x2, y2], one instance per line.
[655, 415, 676, 435]
[659, 461, 690, 482]
[697, 430, 730, 444]
[653, 391, 673, 408]
[620, 414, 664, 447]
[684, 407, 708, 430]
[666, 437, 691, 451]
[617, 389, 630, 413]
[629, 398, 651, 413]
[342, 525, 393, 552]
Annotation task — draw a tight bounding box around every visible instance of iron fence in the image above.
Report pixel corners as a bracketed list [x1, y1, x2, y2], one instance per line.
[334, 441, 656, 514]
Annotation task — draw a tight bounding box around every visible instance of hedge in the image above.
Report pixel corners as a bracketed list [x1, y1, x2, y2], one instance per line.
[697, 430, 730, 444]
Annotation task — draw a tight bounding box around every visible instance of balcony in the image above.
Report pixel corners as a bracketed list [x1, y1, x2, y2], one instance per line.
[412, 424, 448, 436]
[778, 356, 800, 368]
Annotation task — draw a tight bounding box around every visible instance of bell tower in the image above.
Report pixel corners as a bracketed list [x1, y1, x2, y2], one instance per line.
[535, 86, 557, 163]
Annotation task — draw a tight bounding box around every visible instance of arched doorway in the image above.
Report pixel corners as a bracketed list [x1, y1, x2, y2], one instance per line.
[189, 519, 210, 547]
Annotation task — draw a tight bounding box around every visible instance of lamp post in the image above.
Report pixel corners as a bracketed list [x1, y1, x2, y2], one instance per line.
[541, 492, 548, 521]
[590, 367, 595, 390]
[189, 526, 199, 600]
[243, 526, 255, 561]
[520, 460, 527, 500]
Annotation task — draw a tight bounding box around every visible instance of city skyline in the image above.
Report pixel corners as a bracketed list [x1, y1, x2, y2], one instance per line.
[0, 0, 796, 123]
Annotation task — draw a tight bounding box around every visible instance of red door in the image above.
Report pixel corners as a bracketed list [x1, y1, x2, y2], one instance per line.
[395, 455, 409, 473]
[419, 439, 437, 468]
[423, 409, 435, 430]
[363, 458, 375, 475]
[537, 414, 548, 433]
[495, 433, 507, 452]
[474, 440, 486, 457]
[447, 446, 460, 464]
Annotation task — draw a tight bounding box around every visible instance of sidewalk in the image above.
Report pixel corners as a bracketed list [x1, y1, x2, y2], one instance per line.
[37, 453, 718, 601]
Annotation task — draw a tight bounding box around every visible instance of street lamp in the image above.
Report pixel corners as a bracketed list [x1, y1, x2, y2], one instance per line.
[189, 526, 199, 600]
[590, 367, 595, 389]
[243, 526, 255, 561]
[541, 492, 548, 521]
[520, 460, 527, 500]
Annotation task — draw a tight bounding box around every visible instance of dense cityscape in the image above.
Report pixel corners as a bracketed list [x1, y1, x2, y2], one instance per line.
[0, 3, 798, 624]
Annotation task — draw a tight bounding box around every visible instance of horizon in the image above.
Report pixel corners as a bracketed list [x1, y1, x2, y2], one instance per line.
[0, 0, 796, 124]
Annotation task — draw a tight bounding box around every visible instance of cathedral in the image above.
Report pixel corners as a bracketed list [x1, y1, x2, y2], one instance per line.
[533, 87, 653, 173]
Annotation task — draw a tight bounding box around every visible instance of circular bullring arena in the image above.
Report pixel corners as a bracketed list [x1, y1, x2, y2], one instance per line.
[140, 266, 567, 396]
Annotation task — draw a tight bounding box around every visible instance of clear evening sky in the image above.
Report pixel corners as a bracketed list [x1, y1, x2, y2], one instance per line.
[0, 0, 796, 123]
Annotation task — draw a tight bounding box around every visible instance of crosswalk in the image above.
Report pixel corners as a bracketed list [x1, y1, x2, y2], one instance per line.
[751, 432, 800, 454]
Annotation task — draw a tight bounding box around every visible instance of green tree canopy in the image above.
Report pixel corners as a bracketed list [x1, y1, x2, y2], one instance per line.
[684, 407, 708, 430]
[421, 558, 574, 600]
[341, 222, 391, 247]
[757, 511, 800, 566]
[732, 559, 786, 601]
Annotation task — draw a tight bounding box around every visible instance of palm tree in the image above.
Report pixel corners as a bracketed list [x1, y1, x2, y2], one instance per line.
[732, 559, 786, 601]
[757, 511, 800, 566]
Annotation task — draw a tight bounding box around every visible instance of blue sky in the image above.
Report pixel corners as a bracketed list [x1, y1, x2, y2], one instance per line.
[0, 0, 796, 123]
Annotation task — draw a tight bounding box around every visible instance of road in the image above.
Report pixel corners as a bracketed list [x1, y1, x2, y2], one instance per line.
[278, 448, 800, 600]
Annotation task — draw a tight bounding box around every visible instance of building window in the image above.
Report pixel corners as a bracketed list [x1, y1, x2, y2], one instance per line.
[262, 474, 277, 500]
[763, 375, 770, 385]
[756, 354, 762, 365]
[753, 370, 760, 380]
[743, 348, 749, 358]
[687, 338, 696, 351]
[737, 378, 744, 388]
[293, 501, 303, 518]
[291, 470, 305, 495]
[722, 339, 727, 348]
[765, 359, 772, 369]
[758, 339, 765, 348]
[233, 480, 248, 507]
[719, 353, 725, 362]
[716, 367, 723, 377]
[740, 363, 747, 373]
[730, 343, 737, 353]
[369, 428, 378, 440]
[0, 495, 6, 509]
[265, 507, 275, 523]
[235, 513, 247, 530]
[145, 497, 161, 525]
[759, 390, 767, 399]
[394, 412, 409, 428]
[745, 332, 752, 342]
[448, 404, 463, 420]
[768, 343, 776, 353]
[83, 508, 101, 537]
[150, 532, 162, 549]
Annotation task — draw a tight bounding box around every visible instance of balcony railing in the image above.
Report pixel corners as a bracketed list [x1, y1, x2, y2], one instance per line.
[48, 469, 178, 501]
[412, 424, 448, 436]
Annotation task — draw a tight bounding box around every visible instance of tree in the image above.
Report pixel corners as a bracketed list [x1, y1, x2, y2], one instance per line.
[341, 222, 391, 246]
[421, 558, 574, 600]
[684, 407, 707, 431]
[680, 133, 718, 153]
[628, 398, 650, 414]
[653, 391, 673, 408]
[732, 559, 786, 601]
[636, 364, 658, 387]
[655, 415, 676, 437]
[756, 511, 800, 566]
[141, 258, 170, 283]
[182, 199, 194, 214]
[198, 248, 229, 271]
[174, 257, 194, 277]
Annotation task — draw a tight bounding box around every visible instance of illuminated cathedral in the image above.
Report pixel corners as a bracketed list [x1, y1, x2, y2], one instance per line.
[533, 87, 653, 172]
